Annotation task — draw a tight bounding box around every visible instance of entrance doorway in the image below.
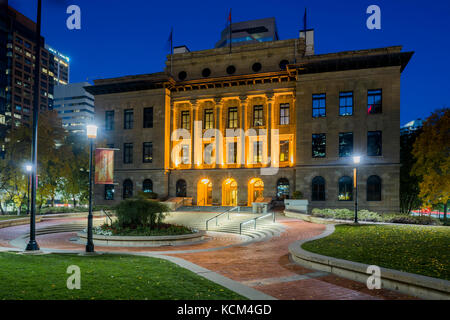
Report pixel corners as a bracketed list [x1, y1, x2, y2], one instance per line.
[248, 178, 264, 205]
[222, 178, 237, 206]
[197, 178, 212, 206]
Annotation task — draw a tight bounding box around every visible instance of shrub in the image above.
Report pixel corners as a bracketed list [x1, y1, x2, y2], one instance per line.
[115, 199, 170, 229]
[136, 191, 158, 200]
[383, 214, 441, 225]
[292, 191, 303, 199]
[311, 208, 382, 222]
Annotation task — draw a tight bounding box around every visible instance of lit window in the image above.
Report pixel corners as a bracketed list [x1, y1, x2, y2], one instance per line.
[143, 142, 153, 163]
[181, 111, 190, 130]
[279, 140, 289, 162]
[339, 132, 353, 157]
[227, 107, 238, 128]
[253, 105, 264, 127]
[338, 176, 353, 201]
[367, 89, 382, 114]
[312, 134, 326, 158]
[253, 141, 263, 163]
[204, 109, 214, 129]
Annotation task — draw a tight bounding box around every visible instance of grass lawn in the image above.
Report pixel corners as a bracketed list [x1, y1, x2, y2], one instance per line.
[0, 215, 28, 221]
[0, 252, 245, 300]
[302, 224, 450, 280]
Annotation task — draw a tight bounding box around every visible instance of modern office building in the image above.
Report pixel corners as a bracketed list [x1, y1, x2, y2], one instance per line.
[0, 4, 59, 155]
[87, 18, 413, 213]
[215, 17, 279, 49]
[45, 44, 70, 85]
[400, 119, 423, 136]
[53, 82, 95, 134]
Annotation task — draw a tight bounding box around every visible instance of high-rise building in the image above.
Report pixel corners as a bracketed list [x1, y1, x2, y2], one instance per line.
[53, 82, 95, 135]
[401, 119, 423, 136]
[87, 18, 413, 213]
[0, 4, 58, 153]
[215, 17, 279, 48]
[45, 44, 70, 85]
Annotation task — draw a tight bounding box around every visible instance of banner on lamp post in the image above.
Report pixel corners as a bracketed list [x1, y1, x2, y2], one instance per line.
[95, 148, 114, 184]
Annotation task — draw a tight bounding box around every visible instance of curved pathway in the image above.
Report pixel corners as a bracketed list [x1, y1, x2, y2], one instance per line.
[0, 214, 415, 300]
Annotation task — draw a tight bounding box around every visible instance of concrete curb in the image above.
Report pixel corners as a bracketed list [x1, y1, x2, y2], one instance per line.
[0, 245, 276, 301]
[288, 224, 450, 300]
[0, 217, 42, 229]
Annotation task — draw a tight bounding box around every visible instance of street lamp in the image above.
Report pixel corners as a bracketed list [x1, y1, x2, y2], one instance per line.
[86, 124, 98, 253]
[25, 165, 32, 215]
[353, 156, 361, 223]
[25, 0, 42, 252]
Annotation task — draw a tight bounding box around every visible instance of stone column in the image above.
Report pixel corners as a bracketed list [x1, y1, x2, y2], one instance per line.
[190, 99, 197, 168]
[169, 103, 175, 169]
[214, 97, 223, 168]
[266, 92, 274, 165]
[239, 95, 247, 167]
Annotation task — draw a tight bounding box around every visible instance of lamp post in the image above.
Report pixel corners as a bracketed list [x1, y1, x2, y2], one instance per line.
[25, 0, 42, 251]
[25, 165, 32, 215]
[86, 124, 98, 253]
[353, 156, 361, 224]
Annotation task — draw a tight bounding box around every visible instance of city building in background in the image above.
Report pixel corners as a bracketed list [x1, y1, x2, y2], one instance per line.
[215, 17, 279, 49]
[53, 82, 95, 135]
[400, 119, 423, 136]
[88, 17, 413, 213]
[0, 5, 69, 156]
[45, 44, 70, 85]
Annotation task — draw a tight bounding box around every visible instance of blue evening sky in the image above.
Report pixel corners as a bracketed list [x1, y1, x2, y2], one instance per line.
[8, 0, 450, 125]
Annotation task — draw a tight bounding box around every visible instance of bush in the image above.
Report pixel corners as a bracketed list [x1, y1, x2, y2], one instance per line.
[115, 199, 170, 229]
[311, 208, 382, 222]
[383, 214, 441, 225]
[292, 191, 303, 199]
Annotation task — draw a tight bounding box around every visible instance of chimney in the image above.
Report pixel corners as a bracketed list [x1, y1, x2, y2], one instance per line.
[299, 29, 314, 56]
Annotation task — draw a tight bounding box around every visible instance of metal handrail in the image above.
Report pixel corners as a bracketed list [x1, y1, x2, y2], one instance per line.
[205, 206, 240, 230]
[239, 212, 275, 234]
[102, 209, 113, 226]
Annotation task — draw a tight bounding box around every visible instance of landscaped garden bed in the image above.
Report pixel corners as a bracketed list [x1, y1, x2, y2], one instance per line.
[306, 208, 444, 225]
[0, 252, 244, 300]
[301, 224, 450, 280]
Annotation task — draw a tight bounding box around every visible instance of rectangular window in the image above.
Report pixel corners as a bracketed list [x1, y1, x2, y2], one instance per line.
[339, 92, 353, 116]
[312, 94, 326, 118]
[124, 109, 133, 129]
[181, 110, 190, 130]
[280, 103, 290, 125]
[228, 107, 238, 128]
[253, 105, 264, 127]
[181, 144, 190, 164]
[339, 132, 353, 157]
[123, 143, 133, 164]
[312, 133, 326, 158]
[367, 89, 382, 114]
[367, 131, 382, 156]
[143, 107, 153, 128]
[279, 140, 289, 162]
[204, 109, 214, 129]
[227, 142, 238, 164]
[104, 185, 114, 200]
[105, 110, 114, 131]
[253, 141, 263, 163]
[143, 142, 153, 163]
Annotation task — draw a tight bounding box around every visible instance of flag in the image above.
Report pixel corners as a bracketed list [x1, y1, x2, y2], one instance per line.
[166, 27, 173, 54]
[95, 149, 114, 184]
[303, 8, 307, 31]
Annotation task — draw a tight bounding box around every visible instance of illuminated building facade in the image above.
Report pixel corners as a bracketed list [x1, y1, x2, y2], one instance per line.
[88, 24, 412, 213]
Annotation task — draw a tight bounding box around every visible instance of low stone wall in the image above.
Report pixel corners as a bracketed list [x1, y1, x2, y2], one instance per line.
[0, 217, 42, 229]
[289, 225, 450, 300]
[77, 230, 206, 247]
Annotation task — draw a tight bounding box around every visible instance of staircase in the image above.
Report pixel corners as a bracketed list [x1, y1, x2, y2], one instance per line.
[22, 218, 105, 237]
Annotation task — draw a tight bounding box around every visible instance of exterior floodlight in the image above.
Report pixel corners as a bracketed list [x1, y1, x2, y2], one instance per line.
[353, 156, 361, 164]
[86, 124, 98, 139]
[25, 165, 32, 172]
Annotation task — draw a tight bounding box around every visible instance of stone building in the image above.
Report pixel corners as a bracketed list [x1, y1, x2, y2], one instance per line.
[87, 23, 413, 213]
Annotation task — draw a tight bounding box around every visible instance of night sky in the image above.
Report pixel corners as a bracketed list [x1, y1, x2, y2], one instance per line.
[8, 0, 450, 125]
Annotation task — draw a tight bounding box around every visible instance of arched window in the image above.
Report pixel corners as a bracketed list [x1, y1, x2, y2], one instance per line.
[142, 179, 153, 193]
[123, 179, 133, 199]
[338, 176, 353, 201]
[367, 175, 381, 201]
[176, 179, 187, 197]
[311, 176, 325, 201]
[276, 178, 290, 199]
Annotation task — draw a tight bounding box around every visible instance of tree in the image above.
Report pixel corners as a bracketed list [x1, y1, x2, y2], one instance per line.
[400, 128, 422, 213]
[0, 110, 68, 212]
[412, 108, 450, 220]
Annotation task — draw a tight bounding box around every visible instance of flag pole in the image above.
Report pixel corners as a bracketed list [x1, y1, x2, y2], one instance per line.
[170, 27, 173, 77]
[229, 9, 232, 54]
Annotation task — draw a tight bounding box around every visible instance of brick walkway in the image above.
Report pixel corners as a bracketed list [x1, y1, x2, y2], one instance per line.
[0, 216, 416, 300]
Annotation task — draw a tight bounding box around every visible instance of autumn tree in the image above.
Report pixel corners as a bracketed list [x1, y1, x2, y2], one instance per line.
[412, 108, 450, 220]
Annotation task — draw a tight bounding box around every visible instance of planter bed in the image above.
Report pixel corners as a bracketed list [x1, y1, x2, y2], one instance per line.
[77, 230, 206, 247]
